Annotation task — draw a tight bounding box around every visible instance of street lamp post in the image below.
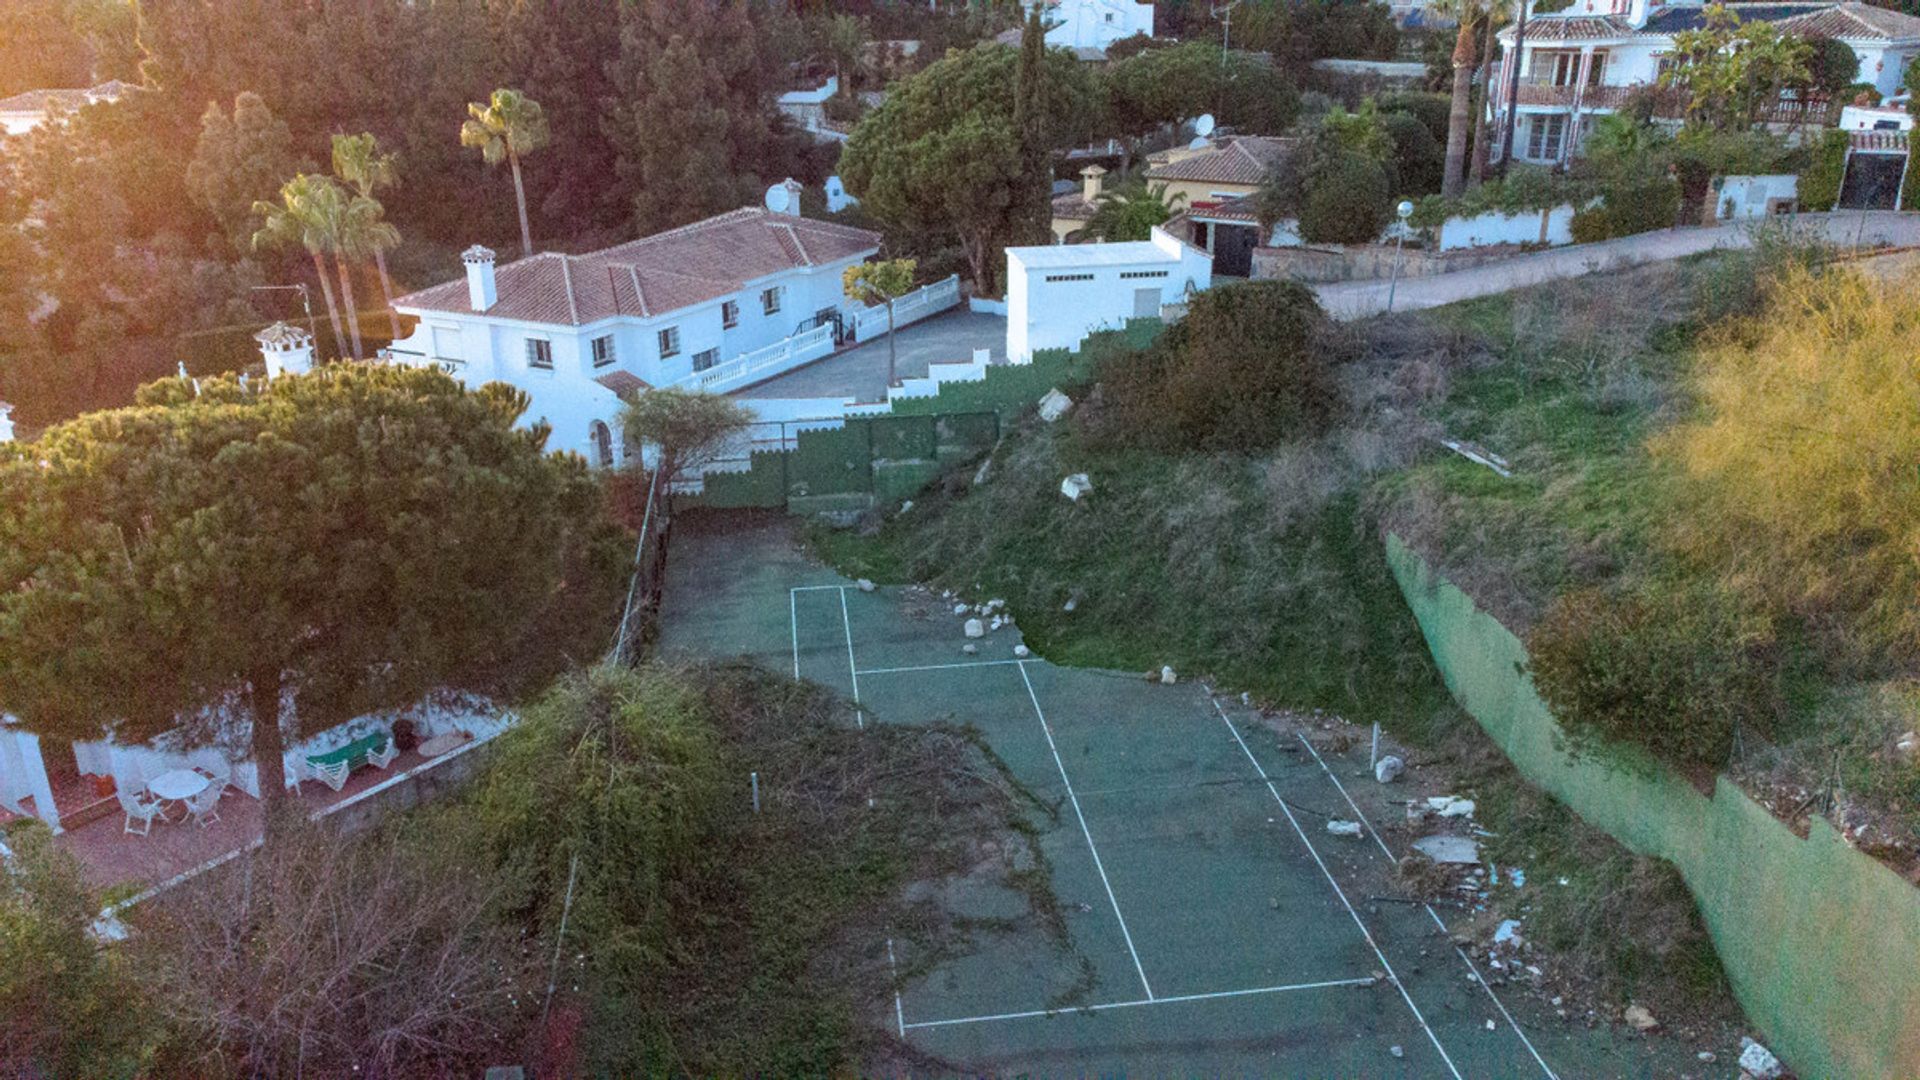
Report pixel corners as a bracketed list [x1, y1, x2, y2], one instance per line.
[1386, 200, 1415, 314]
[250, 283, 316, 344]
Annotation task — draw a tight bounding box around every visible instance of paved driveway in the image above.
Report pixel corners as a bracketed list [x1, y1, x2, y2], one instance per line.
[738, 309, 1006, 403]
[1316, 210, 1920, 320]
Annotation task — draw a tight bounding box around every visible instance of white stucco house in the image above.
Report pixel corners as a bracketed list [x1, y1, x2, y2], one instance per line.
[1000, 0, 1154, 58]
[1006, 225, 1211, 362]
[382, 191, 883, 465]
[1489, 0, 1920, 164]
[0, 80, 135, 137]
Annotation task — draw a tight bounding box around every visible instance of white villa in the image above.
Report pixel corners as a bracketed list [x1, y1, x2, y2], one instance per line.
[1007, 225, 1211, 361]
[1000, 0, 1155, 59]
[383, 188, 885, 466]
[0, 80, 135, 137]
[1490, 0, 1920, 164]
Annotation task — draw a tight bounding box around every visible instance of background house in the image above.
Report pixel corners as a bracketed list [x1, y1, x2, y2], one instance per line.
[384, 190, 881, 464]
[1146, 135, 1297, 276]
[0, 80, 133, 136]
[1490, 0, 1920, 165]
[999, 0, 1154, 59]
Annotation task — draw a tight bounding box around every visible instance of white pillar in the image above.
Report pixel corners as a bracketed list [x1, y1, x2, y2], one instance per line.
[255, 322, 316, 380]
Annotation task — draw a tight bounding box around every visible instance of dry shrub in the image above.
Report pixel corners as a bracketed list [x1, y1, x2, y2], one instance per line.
[1656, 268, 1920, 672]
[1507, 266, 1686, 403]
[131, 817, 536, 1079]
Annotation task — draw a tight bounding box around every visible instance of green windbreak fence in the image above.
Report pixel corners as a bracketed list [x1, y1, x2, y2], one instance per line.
[693, 411, 1002, 512]
[1386, 534, 1920, 1079]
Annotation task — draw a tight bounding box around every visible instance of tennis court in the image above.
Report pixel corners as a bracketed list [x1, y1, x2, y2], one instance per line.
[660, 519, 1566, 1076]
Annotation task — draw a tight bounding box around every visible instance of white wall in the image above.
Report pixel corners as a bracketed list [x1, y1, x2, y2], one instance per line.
[0, 725, 57, 828]
[1040, 0, 1152, 49]
[1436, 205, 1578, 250]
[1006, 227, 1211, 362]
[1715, 174, 1801, 221]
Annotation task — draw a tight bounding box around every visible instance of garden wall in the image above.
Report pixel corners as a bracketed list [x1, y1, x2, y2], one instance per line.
[1386, 534, 1920, 1080]
[1253, 242, 1522, 284]
[1435, 205, 1577, 251]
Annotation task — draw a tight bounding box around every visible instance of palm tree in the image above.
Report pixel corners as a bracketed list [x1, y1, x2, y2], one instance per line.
[252, 175, 351, 362]
[1080, 182, 1187, 243]
[460, 89, 550, 260]
[332, 194, 400, 360]
[1435, 0, 1495, 198]
[332, 132, 404, 341]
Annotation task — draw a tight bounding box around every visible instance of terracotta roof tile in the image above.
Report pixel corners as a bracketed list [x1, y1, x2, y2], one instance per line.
[394, 208, 880, 326]
[1774, 2, 1920, 40]
[1497, 14, 1634, 41]
[594, 371, 652, 398]
[1145, 136, 1297, 186]
[1051, 192, 1098, 220]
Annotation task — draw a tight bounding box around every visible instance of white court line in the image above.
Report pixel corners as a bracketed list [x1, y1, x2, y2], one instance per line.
[901, 976, 1376, 1032]
[1212, 701, 1463, 1080]
[1294, 733, 1561, 1080]
[887, 937, 906, 1037]
[1017, 661, 1155, 1001]
[789, 589, 800, 680]
[856, 659, 1025, 676]
[789, 583, 847, 592]
[838, 586, 863, 729]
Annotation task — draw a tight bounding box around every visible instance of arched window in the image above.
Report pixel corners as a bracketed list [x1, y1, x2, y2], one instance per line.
[590, 421, 615, 468]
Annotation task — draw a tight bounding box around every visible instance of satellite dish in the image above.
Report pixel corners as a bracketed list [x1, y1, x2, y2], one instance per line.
[1194, 113, 1216, 137]
[1188, 136, 1212, 150]
[764, 183, 792, 213]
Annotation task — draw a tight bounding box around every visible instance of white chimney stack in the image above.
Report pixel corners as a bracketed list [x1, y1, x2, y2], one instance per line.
[1081, 164, 1107, 203]
[462, 244, 498, 312]
[778, 177, 804, 216]
[0, 401, 13, 444]
[255, 321, 315, 380]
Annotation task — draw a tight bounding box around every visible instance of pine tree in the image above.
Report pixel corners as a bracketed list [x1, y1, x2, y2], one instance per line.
[1012, 5, 1054, 247]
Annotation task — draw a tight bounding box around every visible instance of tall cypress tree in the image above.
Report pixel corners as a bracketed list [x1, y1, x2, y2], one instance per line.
[1011, 4, 1053, 247]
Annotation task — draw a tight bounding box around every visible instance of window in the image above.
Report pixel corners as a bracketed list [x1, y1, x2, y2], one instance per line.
[591, 334, 616, 367]
[1119, 270, 1169, 280]
[692, 348, 719, 372]
[431, 325, 463, 362]
[1525, 114, 1568, 161]
[760, 286, 782, 315]
[526, 338, 553, 369]
[721, 300, 740, 328]
[657, 326, 680, 358]
[1044, 272, 1096, 282]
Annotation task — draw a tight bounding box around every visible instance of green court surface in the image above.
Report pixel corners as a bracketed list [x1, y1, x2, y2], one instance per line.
[659, 519, 1571, 1077]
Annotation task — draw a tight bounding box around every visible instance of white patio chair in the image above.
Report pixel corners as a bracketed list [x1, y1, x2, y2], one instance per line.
[185, 783, 222, 828]
[366, 737, 398, 770]
[119, 790, 161, 836]
[308, 758, 352, 792]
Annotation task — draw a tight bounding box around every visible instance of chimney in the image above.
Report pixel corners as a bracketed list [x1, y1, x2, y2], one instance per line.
[462, 244, 498, 312]
[255, 321, 316, 379]
[778, 177, 804, 216]
[1082, 164, 1107, 203]
[0, 401, 13, 444]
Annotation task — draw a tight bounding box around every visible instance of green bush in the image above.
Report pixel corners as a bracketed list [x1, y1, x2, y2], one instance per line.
[1300, 147, 1393, 243]
[1086, 280, 1342, 452]
[1374, 91, 1451, 144]
[1569, 179, 1678, 242]
[1797, 128, 1850, 210]
[1527, 585, 1781, 772]
[1381, 108, 1444, 196]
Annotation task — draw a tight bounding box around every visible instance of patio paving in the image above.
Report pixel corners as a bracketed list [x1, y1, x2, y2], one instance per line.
[737, 309, 1006, 402]
[55, 747, 437, 893]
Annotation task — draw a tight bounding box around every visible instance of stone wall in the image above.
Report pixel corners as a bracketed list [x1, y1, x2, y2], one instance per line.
[1252, 242, 1526, 284]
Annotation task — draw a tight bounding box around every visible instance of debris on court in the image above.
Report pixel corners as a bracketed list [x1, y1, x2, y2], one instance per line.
[1159, 665, 1177, 685]
[1062, 595, 1078, 612]
[1038, 387, 1074, 422]
[1493, 918, 1523, 945]
[1739, 1036, 1785, 1078]
[1014, 644, 1031, 658]
[897, 499, 913, 514]
[1411, 795, 1477, 821]
[952, 602, 969, 615]
[1389, 1045, 1404, 1058]
[1374, 755, 1405, 783]
[857, 578, 876, 592]
[1060, 472, 1093, 501]
[1327, 819, 1363, 837]
[962, 643, 978, 655]
[1624, 1004, 1659, 1032]
[964, 618, 985, 639]
[1413, 834, 1482, 864]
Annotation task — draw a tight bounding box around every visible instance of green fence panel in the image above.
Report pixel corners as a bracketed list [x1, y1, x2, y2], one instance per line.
[788, 421, 873, 498]
[1386, 534, 1920, 1080]
[871, 414, 937, 462]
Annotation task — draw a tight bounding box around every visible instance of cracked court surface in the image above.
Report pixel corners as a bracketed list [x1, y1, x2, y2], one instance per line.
[657, 517, 1653, 1077]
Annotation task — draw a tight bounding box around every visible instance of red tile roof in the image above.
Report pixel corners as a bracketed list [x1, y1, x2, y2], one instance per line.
[1496, 14, 1635, 41]
[395, 208, 880, 326]
[1051, 191, 1098, 221]
[1775, 2, 1920, 40]
[1145, 136, 1297, 187]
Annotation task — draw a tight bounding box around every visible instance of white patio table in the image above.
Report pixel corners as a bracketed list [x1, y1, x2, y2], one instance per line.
[147, 769, 210, 823]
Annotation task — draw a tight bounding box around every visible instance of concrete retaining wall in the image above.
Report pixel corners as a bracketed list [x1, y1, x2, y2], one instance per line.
[1253, 242, 1525, 284]
[1386, 534, 1920, 1080]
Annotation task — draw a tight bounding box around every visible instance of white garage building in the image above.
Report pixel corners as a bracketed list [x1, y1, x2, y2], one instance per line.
[1006, 226, 1211, 362]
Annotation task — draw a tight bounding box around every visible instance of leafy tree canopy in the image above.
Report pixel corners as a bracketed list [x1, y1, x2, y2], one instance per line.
[0, 365, 628, 814]
[1102, 42, 1300, 138]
